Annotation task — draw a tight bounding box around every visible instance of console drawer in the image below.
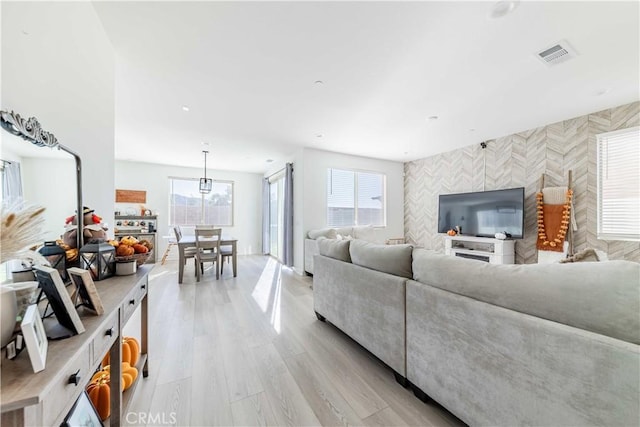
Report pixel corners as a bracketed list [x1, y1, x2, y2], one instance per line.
[92, 311, 119, 366]
[43, 349, 91, 426]
[121, 277, 147, 322]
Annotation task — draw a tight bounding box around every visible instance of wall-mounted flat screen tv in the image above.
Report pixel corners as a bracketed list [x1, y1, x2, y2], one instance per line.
[438, 187, 525, 239]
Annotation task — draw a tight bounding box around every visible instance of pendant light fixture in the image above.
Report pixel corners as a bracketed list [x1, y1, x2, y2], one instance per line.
[199, 150, 212, 193]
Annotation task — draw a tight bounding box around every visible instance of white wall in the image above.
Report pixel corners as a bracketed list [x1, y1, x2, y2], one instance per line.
[2, 2, 116, 231]
[269, 148, 405, 274]
[115, 160, 263, 259]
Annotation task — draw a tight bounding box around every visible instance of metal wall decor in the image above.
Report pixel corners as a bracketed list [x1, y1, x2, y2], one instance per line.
[0, 111, 58, 148]
[0, 110, 84, 250]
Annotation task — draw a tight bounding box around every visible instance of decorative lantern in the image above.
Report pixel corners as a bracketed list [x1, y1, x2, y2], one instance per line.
[38, 241, 67, 282]
[79, 242, 115, 281]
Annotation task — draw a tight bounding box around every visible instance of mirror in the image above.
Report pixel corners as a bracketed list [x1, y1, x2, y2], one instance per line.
[1, 111, 83, 250]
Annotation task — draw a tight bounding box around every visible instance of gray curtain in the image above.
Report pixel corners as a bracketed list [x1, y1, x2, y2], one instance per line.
[262, 177, 270, 255]
[1, 161, 23, 203]
[283, 163, 294, 267]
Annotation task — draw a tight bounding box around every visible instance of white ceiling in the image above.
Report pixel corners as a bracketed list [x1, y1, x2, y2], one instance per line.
[91, 1, 639, 174]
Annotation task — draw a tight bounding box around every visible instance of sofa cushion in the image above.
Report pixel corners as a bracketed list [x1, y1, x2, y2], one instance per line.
[318, 238, 351, 263]
[350, 239, 413, 278]
[308, 228, 337, 240]
[353, 225, 377, 242]
[412, 248, 640, 345]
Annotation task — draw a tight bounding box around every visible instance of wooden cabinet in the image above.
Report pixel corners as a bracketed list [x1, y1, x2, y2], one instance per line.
[0, 266, 152, 427]
[114, 215, 157, 263]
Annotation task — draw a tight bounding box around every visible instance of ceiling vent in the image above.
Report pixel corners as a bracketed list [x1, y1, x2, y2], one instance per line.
[536, 40, 577, 66]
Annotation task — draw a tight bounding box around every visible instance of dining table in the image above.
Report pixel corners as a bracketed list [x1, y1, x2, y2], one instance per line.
[177, 235, 238, 284]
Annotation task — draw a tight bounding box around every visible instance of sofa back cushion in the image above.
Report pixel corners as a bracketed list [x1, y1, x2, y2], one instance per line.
[412, 248, 640, 345]
[318, 238, 351, 263]
[353, 225, 377, 242]
[307, 228, 337, 240]
[350, 239, 413, 278]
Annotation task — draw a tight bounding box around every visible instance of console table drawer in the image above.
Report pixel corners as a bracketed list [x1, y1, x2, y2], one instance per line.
[122, 277, 147, 322]
[42, 350, 91, 426]
[92, 311, 119, 365]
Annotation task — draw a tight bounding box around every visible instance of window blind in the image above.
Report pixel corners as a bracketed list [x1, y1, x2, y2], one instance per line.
[327, 168, 385, 227]
[169, 177, 234, 226]
[597, 126, 640, 241]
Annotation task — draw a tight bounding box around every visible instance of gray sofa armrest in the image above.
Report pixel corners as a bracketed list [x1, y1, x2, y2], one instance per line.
[304, 238, 320, 274]
[313, 255, 407, 376]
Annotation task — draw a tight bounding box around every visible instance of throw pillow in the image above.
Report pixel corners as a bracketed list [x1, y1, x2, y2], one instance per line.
[318, 239, 351, 263]
[308, 228, 337, 240]
[349, 239, 413, 278]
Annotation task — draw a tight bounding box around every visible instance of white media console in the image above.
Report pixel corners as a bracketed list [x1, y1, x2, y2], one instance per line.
[444, 235, 515, 264]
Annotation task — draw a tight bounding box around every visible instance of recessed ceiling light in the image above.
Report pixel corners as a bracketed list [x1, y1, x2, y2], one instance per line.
[182, 105, 190, 112]
[596, 88, 612, 96]
[314, 80, 324, 85]
[21, 30, 29, 36]
[266, 159, 274, 163]
[403, 151, 409, 155]
[428, 115, 439, 121]
[202, 142, 210, 148]
[489, 1, 519, 19]
[316, 134, 323, 138]
[469, 128, 476, 132]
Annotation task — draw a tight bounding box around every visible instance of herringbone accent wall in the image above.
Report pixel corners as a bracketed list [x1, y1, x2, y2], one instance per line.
[404, 101, 640, 264]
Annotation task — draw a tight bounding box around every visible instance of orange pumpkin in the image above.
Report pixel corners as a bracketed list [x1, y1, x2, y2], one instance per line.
[120, 236, 139, 246]
[92, 362, 139, 391]
[132, 243, 148, 254]
[101, 337, 140, 368]
[87, 379, 110, 420]
[100, 363, 139, 390]
[122, 336, 140, 367]
[116, 244, 135, 256]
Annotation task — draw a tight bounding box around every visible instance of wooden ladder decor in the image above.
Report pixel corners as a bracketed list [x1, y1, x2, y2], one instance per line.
[536, 170, 574, 256]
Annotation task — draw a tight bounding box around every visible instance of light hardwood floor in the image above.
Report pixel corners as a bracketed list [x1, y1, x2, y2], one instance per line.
[127, 255, 465, 427]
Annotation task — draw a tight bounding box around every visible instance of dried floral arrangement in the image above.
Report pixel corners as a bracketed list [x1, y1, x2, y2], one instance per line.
[0, 202, 48, 265]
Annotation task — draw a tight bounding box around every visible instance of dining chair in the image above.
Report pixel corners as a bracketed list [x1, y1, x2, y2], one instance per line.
[174, 226, 198, 274]
[219, 244, 233, 275]
[195, 228, 221, 281]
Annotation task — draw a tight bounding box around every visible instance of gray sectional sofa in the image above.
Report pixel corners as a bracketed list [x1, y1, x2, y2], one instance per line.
[304, 225, 383, 274]
[312, 239, 640, 426]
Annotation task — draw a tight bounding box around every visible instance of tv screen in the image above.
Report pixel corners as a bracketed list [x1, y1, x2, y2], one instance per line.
[438, 187, 525, 239]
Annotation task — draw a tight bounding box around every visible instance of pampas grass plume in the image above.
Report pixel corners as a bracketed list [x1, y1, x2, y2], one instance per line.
[1, 202, 48, 264]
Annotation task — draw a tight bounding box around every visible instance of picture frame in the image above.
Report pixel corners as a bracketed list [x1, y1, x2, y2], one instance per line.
[63, 390, 103, 427]
[20, 304, 48, 373]
[67, 267, 104, 315]
[33, 265, 85, 339]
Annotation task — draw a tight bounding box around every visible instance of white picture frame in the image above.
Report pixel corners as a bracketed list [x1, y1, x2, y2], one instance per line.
[20, 304, 48, 373]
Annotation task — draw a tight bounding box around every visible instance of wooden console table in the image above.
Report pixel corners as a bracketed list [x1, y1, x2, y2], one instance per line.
[1, 265, 152, 426]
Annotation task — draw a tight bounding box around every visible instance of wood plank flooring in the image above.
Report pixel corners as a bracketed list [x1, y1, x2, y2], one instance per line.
[126, 255, 465, 426]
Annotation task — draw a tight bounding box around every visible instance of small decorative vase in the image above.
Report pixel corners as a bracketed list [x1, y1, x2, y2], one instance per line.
[1, 287, 18, 348]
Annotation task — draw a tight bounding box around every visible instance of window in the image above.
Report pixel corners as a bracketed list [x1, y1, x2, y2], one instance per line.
[597, 126, 640, 241]
[169, 177, 233, 226]
[327, 168, 385, 227]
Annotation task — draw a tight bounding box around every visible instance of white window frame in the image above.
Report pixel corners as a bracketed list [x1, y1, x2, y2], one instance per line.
[168, 177, 234, 226]
[326, 167, 387, 227]
[596, 126, 640, 241]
